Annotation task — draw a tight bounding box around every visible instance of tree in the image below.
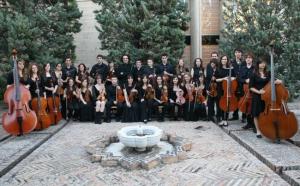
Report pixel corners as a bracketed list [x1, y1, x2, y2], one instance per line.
[219, 0, 300, 99]
[93, 0, 190, 64]
[0, 0, 82, 99]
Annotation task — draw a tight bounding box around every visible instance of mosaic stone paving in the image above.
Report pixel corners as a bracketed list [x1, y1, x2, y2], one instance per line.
[0, 121, 288, 185]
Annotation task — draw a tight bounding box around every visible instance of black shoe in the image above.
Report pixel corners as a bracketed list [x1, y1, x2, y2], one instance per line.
[242, 124, 253, 130]
[143, 119, 147, 124]
[115, 118, 120, 122]
[256, 134, 262, 138]
[252, 127, 257, 133]
[106, 119, 111, 123]
[241, 118, 246, 123]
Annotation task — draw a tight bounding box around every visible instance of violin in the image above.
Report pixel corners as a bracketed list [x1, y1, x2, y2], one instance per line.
[31, 78, 52, 130]
[176, 89, 186, 105]
[145, 85, 155, 100]
[219, 66, 239, 112]
[238, 83, 252, 114]
[2, 49, 37, 135]
[56, 72, 64, 95]
[195, 84, 206, 103]
[185, 83, 195, 102]
[116, 85, 125, 103]
[160, 85, 168, 103]
[258, 48, 298, 142]
[208, 71, 217, 97]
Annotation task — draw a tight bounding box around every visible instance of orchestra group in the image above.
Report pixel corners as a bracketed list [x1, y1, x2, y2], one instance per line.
[5, 49, 284, 139]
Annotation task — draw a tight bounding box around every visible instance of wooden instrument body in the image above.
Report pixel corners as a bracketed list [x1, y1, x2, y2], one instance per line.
[31, 97, 52, 130]
[258, 83, 298, 140]
[47, 96, 62, 124]
[238, 84, 252, 114]
[2, 85, 37, 135]
[219, 79, 238, 112]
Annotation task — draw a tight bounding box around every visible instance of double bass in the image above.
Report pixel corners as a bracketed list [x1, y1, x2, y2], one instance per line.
[238, 84, 252, 115]
[31, 78, 52, 130]
[258, 48, 298, 142]
[219, 65, 239, 113]
[2, 49, 37, 136]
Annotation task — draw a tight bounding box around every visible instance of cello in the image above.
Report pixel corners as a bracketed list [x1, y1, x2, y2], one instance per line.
[31, 78, 52, 130]
[219, 65, 239, 113]
[258, 48, 298, 142]
[47, 78, 62, 124]
[2, 49, 37, 136]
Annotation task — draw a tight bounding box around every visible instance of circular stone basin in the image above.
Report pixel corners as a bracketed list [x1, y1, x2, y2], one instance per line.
[117, 125, 163, 151]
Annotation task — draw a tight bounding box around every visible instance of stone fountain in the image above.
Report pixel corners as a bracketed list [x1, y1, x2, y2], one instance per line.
[117, 125, 162, 152]
[86, 125, 192, 170]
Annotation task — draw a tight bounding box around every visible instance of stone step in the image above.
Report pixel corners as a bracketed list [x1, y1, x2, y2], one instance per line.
[0, 120, 68, 177]
[282, 170, 300, 185]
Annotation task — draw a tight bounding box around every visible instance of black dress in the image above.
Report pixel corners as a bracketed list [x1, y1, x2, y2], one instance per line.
[250, 72, 270, 117]
[79, 89, 94, 121]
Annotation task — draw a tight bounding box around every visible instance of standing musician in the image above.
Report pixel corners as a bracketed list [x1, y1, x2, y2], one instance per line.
[75, 63, 89, 86]
[116, 54, 133, 85]
[6, 59, 28, 88]
[106, 62, 116, 86]
[182, 74, 196, 121]
[54, 63, 65, 118]
[239, 52, 256, 130]
[144, 58, 157, 86]
[62, 57, 77, 85]
[90, 54, 109, 80]
[231, 48, 246, 121]
[191, 58, 205, 83]
[122, 75, 139, 122]
[175, 58, 189, 83]
[169, 76, 185, 120]
[92, 75, 106, 124]
[157, 53, 175, 86]
[138, 75, 155, 123]
[105, 76, 123, 123]
[249, 59, 282, 138]
[64, 78, 80, 121]
[206, 59, 218, 122]
[194, 74, 207, 121]
[215, 55, 236, 126]
[28, 63, 45, 101]
[153, 76, 170, 121]
[132, 59, 145, 83]
[41, 63, 59, 124]
[79, 78, 94, 122]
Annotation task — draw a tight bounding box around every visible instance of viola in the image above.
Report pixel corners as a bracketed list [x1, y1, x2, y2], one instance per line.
[238, 84, 252, 114]
[116, 85, 125, 103]
[195, 84, 206, 103]
[160, 85, 168, 103]
[176, 89, 186, 105]
[2, 50, 37, 135]
[219, 66, 239, 112]
[31, 78, 52, 130]
[258, 48, 298, 142]
[145, 85, 155, 100]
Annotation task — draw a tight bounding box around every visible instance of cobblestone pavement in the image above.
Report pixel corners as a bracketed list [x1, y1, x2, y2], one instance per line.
[0, 121, 288, 185]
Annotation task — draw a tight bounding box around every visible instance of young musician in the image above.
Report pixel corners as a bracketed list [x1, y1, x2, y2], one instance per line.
[153, 76, 169, 121]
[105, 76, 123, 122]
[182, 74, 196, 121]
[132, 59, 144, 83]
[191, 58, 204, 83]
[215, 55, 236, 126]
[79, 79, 94, 122]
[90, 54, 109, 80]
[28, 63, 45, 100]
[169, 76, 185, 120]
[92, 75, 106, 124]
[116, 54, 133, 85]
[157, 53, 174, 85]
[138, 75, 155, 123]
[106, 62, 116, 86]
[249, 59, 282, 138]
[64, 78, 80, 121]
[75, 63, 89, 86]
[240, 52, 256, 130]
[231, 48, 246, 121]
[122, 75, 139, 122]
[175, 58, 189, 82]
[144, 58, 157, 86]
[62, 57, 77, 84]
[194, 74, 207, 121]
[6, 59, 28, 88]
[42, 63, 57, 98]
[206, 59, 218, 122]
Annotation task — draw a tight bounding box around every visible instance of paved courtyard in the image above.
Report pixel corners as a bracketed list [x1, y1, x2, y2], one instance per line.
[0, 121, 290, 185]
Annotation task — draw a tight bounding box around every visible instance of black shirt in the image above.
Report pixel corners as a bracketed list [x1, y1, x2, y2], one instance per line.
[90, 63, 109, 80]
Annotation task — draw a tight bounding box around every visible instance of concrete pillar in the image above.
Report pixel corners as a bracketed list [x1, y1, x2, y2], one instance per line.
[190, 0, 202, 61]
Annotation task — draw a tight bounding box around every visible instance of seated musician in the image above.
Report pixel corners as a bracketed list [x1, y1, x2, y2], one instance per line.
[122, 75, 139, 122]
[169, 76, 184, 120]
[92, 75, 106, 124]
[64, 78, 80, 121]
[138, 75, 155, 123]
[105, 76, 123, 123]
[182, 74, 196, 121]
[79, 78, 94, 122]
[194, 74, 207, 121]
[153, 76, 170, 121]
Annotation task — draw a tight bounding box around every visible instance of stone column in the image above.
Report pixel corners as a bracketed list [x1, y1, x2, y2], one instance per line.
[189, 0, 202, 61]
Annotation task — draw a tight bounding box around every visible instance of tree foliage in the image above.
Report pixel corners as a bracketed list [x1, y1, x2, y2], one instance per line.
[0, 0, 82, 99]
[93, 0, 190, 64]
[219, 0, 300, 99]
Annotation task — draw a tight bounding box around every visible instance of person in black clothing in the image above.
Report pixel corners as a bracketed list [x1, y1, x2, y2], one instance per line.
[79, 79, 94, 122]
[41, 63, 58, 98]
[169, 76, 184, 120]
[62, 58, 77, 85]
[90, 54, 109, 80]
[230, 48, 246, 121]
[239, 52, 256, 130]
[105, 76, 123, 122]
[116, 54, 133, 85]
[175, 58, 189, 83]
[206, 59, 218, 123]
[191, 58, 204, 83]
[182, 74, 196, 121]
[206, 51, 219, 80]
[215, 55, 236, 126]
[6, 59, 28, 88]
[132, 59, 144, 83]
[76, 63, 90, 86]
[144, 58, 157, 86]
[92, 75, 106, 124]
[153, 76, 170, 121]
[194, 74, 207, 121]
[122, 75, 139, 122]
[156, 53, 174, 85]
[64, 78, 80, 121]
